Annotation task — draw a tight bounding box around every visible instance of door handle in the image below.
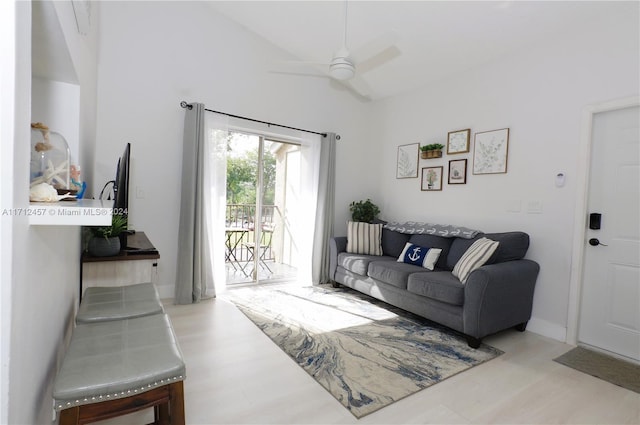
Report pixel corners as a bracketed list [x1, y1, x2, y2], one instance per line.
[589, 238, 608, 247]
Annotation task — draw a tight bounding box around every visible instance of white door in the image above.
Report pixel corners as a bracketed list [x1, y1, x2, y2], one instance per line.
[579, 105, 640, 362]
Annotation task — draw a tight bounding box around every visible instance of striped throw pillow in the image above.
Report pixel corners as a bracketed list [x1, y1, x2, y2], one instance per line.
[346, 221, 383, 256]
[452, 237, 499, 284]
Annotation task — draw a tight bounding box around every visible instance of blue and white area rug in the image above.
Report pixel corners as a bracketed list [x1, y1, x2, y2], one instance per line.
[223, 284, 502, 418]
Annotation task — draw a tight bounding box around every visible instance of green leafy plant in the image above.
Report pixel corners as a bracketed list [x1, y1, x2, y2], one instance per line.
[420, 143, 445, 151]
[90, 214, 128, 239]
[349, 199, 380, 223]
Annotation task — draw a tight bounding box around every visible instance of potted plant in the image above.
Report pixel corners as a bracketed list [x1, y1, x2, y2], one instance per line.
[349, 199, 380, 223]
[87, 214, 128, 257]
[420, 143, 445, 159]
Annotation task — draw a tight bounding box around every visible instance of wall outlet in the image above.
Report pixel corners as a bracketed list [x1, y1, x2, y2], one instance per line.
[527, 200, 543, 214]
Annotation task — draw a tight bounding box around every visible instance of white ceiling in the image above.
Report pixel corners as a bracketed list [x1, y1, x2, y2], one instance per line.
[209, 1, 635, 101]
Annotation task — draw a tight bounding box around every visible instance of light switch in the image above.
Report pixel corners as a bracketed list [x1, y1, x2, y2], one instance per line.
[136, 186, 145, 199]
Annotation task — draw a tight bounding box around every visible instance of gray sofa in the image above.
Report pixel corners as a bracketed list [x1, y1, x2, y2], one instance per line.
[329, 224, 540, 348]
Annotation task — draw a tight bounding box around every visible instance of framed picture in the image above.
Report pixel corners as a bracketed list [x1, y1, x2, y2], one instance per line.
[447, 129, 471, 154]
[421, 166, 443, 191]
[448, 159, 467, 184]
[473, 128, 510, 174]
[396, 143, 419, 178]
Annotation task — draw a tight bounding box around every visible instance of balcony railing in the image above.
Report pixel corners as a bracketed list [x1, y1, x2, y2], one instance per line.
[225, 204, 277, 263]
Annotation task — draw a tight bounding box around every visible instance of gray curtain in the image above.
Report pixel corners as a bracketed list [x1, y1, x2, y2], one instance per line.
[311, 132, 337, 284]
[175, 103, 216, 303]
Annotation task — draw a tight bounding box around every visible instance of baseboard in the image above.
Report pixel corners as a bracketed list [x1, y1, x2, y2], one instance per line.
[527, 317, 567, 342]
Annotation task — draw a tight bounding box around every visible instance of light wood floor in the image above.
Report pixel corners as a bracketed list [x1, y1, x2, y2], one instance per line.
[95, 285, 640, 425]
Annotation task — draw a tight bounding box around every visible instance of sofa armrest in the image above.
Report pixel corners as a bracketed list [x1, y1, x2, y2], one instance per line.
[463, 259, 540, 339]
[329, 237, 347, 280]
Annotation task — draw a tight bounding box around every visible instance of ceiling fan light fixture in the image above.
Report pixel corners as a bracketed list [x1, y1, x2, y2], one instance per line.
[329, 60, 355, 80]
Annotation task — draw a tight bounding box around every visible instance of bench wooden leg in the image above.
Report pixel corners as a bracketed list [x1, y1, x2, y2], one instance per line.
[155, 403, 170, 425]
[169, 381, 185, 424]
[59, 407, 80, 425]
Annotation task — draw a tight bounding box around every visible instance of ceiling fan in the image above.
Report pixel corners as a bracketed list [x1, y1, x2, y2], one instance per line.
[273, 1, 400, 99]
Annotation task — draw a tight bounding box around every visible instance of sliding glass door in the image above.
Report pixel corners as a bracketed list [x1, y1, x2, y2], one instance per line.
[225, 131, 300, 284]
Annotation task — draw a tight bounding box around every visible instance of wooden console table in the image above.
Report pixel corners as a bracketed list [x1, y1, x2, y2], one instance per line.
[81, 232, 160, 295]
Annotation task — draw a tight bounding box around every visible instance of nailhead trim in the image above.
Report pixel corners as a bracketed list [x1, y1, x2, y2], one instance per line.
[55, 375, 184, 410]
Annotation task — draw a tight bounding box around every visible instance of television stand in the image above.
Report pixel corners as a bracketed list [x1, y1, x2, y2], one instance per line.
[81, 232, 160, 295]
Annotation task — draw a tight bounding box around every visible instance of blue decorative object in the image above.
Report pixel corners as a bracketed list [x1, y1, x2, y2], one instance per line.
[397, 242, 442, 270]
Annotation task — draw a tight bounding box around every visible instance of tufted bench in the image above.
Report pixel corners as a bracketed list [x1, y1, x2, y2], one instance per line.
[76, 282, 164, 324]
[53, 313, 186, 425]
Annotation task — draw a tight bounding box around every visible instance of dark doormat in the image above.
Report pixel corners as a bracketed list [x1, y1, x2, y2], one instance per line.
[554, 346, 640, 393]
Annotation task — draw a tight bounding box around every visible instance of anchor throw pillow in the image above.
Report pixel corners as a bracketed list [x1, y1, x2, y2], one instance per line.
[397, 242, 442, 270]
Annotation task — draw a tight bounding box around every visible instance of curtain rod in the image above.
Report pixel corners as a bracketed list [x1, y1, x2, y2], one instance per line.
[180, 101, 333, 139]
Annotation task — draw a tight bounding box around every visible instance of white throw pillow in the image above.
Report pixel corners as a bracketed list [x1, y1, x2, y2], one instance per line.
[452, 238, 500, 284]
[346, 221, 383, 256]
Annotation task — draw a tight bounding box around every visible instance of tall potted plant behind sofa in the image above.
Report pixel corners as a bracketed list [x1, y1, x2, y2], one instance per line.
[349, 199, 380, 223]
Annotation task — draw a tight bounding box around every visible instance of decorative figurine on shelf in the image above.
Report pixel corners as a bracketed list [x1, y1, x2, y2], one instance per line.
[70, 165, 86, 199]
[30, 122, 71, 190]
[29, 182, 75, 202]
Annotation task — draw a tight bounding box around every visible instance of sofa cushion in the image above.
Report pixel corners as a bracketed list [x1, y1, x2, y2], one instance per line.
[407, 272, 465, 306]
[452, 238, 500, 283]
[446, 231, 529, 269]
[381, 228, 411, 258]
[447, 235, 483, 270]
[408, 234, 452, 270]
[367, 261, 422, 290]
[346, 221, 383, 256]
[484, 232, 530, 263]
[397, 243, 442, 270]
[337, 252, 393, 276]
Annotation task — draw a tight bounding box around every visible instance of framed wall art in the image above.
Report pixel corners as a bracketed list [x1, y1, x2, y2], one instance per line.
[421, 166, 443, 191]
[448, 159, 467, 184]
[447, 129, 471, 154]
[473, 128, 510, 174]
[396, 143, 419, 179]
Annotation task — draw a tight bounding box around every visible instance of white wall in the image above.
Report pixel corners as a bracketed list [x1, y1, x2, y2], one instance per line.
[0, 2, 18, 422]
[2, 1, 100, 423]
[95, 1, 376, 298]
[370, 7, 639, 340]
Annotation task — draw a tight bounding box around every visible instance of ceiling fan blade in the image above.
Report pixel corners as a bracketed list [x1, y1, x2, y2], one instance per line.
[350, 32, 401, 75]
[356, 45, 401, 75]
[269, 70, 329, 79]
[269, 61, 329, 78]
[343, 76, 373, 99]
[277, 59, 330, 67]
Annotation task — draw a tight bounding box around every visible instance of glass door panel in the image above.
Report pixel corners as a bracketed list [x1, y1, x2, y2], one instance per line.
[225, 133, 300, 284]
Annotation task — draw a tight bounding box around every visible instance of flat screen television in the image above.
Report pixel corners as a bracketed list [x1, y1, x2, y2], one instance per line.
[113, 142, 130, 228]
